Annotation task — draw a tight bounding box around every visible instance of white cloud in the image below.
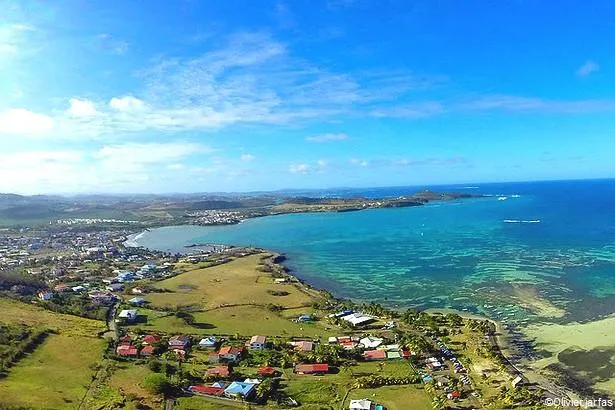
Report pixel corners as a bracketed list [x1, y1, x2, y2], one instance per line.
[0, 23, 34, 54]
[67, 98, 98, 117]
[95, 34, 129, 55]
[305, 133, 348, 142]
[109, 96, 146, 111]
[288, 163, 311, 174]
[166, 163, 185, 170]
[577, 60, 600, 77]
[349, 158, 369, 167]
[241, 154, 256, 162]
[0, 109, 54, 135]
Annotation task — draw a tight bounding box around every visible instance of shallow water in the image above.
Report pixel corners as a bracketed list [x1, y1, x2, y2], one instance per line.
[133, 179, 615, 325]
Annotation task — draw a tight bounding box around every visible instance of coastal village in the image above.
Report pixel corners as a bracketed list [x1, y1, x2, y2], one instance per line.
[0, 223, 554, 410]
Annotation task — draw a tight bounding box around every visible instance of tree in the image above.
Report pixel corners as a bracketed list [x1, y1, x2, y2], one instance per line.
[143, 373, 172, 395]
[432, 395, 447, 410]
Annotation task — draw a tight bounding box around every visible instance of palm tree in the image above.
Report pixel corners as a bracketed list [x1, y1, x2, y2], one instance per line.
[432, 395, 447, 410]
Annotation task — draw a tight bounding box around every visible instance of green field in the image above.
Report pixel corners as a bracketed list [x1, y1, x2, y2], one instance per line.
[0, 334, 106, 409]
[0, 298, 107, 408]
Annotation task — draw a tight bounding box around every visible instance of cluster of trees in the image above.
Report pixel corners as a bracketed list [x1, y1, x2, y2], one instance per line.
[352, 373, 420, 389]
[40, 293, 108, 321]
[487, 386, 545, 408]
[0, 324, 49, 376]
[0, 270, 45, 293]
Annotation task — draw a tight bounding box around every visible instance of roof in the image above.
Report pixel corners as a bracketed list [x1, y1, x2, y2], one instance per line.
[340, 313, 375, 326]
[349, 399, 372, 410]
[363, 350, 387, 360]
[386, 350, 402, 359]
[224, 381, 255, 396]
[207, 366, 230, 377]
[291, 341, 314, 351]
[294, 363, 329, 374]
[129, 297, 145, 304]
[142, 334, 161, 344]
[140, 346, 155, 355]
[116, 346, 138, 356]
[360, 336, 383, 349]
[118, 309, 137, 318]
[189, 385, 225, 396]
[219, 346, 244, 355]
[250, 335, 266, 344]
[257, 367, 277, 375]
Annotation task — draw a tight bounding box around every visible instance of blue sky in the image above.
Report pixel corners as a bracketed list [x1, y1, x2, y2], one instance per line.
[1, 0, 614, 194]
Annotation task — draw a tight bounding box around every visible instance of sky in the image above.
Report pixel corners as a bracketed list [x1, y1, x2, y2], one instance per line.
[1, 0, 614, 194]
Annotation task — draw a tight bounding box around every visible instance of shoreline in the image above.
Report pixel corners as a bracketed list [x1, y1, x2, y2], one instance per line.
[125, 228, 612, 404]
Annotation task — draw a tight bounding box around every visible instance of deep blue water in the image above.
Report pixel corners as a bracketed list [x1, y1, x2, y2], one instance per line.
[134, 179, 615, 324]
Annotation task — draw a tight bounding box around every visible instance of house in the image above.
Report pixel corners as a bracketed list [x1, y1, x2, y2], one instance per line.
[71, 285, 86, 292]
[339, 312, 375, 327]
[223, 381, 256, 400]
[207, 365, 230, 378]
[290, 341, 314, 352]
[214, 346, 245, 362]
[117, 309, 137, 323]
[128, 297, 146, 306]
[294, 363, 329, 375]
[188, 385, 225, 396]
[386, 350, 402, 360]
[243, 378, 260, 385]
[297, 314, 312, 322]
[363, 350, 387, 361]
[257, 367, 278, 377]
[359, 336, 383, 349]
[38, 290, 53, 300]
[106, 283, 124, 292]
[198, 337, 217, 349]
[168, 335, 191, 350]
[248, 335, 267, 350]
[140, 345, 156, 356]
[447, 391, 461, 401]
[425, 357, 443, 370]
[142, 334, 161, 345]
[116, 345, 138, 357]
[349, 399, 372, 410]
[88, 290, 115, 304]
[131, 287, 146, 294]
[116, 271, 135, 282]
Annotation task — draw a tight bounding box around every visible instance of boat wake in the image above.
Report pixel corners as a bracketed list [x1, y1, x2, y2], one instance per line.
[503, 219, 541, 224]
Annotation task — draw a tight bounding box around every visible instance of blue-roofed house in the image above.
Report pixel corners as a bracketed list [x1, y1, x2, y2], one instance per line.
[117, 272, 135, 282]
[224, 381, 256, 400]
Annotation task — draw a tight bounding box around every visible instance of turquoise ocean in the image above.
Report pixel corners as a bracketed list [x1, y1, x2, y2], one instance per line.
[132, 179, 615, 326]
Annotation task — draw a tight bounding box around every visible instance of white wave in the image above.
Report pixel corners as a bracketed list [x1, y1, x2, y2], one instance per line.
[503, 219, 541, 224]
[497, 196, 508, 201]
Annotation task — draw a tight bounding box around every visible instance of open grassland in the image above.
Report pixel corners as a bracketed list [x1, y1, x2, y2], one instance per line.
[175, 396, 244, 409]
[0, 298, 104, 336]
[145, 254, 318, 310]
[346, 385, 432, 410]
[0, 334, 105, 409]
[0, 298, 106, 408]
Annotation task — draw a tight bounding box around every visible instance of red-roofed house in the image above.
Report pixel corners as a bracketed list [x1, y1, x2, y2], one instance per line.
[142, 334, 161, 345]
[294, 363, 329, 375]
[363, 350, 387, 361]
[216, 346, 245, 362]
[207, 365, 230, 378]
[140, 345, 156, 356]
[188, 385, 225, 396]
[116, 345, 138, 357]
[257, 367, 278, 377]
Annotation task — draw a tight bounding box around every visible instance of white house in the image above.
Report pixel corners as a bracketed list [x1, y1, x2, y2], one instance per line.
[117, 309, 137, 323]
[249, 335, 267, 350]
[349, 399, 372, 410]
[359, 336, 383, 349]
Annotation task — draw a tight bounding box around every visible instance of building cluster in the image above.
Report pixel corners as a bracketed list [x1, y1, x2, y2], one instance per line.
[52, 218, 140, 225]
[186, 210, 243, 225]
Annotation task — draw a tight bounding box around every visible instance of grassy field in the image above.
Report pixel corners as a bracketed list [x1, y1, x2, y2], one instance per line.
[0, 298, 107, 408]
[144, 254, 318, 310]
[174, 396, 245, 409]
[0, 334, 106, 409]
[0, 298, 105, 337]
[346, 385, 432, 410]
